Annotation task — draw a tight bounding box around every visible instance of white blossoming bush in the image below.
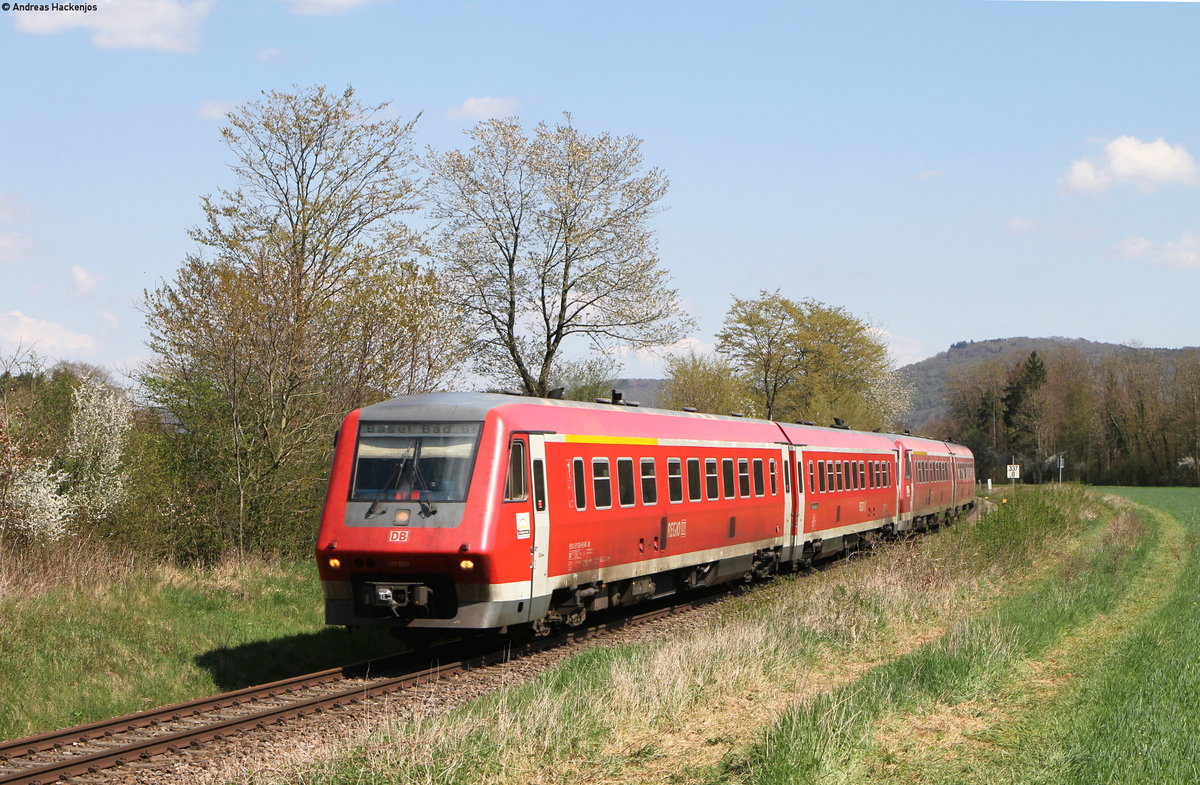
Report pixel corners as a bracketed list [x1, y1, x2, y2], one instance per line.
[7, 458, 72, 542]
[63, 375, 134, 521]
[3, 375, 133, 543]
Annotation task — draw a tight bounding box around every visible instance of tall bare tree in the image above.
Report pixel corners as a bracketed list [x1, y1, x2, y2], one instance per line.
[426, 114, 692, 396]
[143, 86, 469, 558]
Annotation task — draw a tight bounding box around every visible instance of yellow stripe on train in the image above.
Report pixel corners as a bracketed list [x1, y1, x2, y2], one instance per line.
[564, 434, 660, 446]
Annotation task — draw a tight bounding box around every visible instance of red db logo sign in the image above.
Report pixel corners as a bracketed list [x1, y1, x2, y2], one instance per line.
[388, 530, 410, 542]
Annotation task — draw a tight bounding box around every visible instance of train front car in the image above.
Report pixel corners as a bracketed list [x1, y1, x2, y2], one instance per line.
[316, 392, 792, 636]
[316, 393, 530, 634]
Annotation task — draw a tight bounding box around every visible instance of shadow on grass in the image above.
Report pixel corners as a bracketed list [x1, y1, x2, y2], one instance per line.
[195, 627, 403, 691]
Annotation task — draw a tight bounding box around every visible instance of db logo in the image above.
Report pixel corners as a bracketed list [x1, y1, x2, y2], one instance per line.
[388, 530, 410, 542]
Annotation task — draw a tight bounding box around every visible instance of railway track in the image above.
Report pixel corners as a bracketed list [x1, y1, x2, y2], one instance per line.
[0, 597, 717, 785]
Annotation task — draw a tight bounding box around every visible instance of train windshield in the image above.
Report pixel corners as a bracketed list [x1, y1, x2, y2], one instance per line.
[351, 421, 482, 503]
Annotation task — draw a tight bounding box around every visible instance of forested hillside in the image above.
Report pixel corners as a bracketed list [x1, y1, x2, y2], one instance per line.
[899, 337, 1193, 429]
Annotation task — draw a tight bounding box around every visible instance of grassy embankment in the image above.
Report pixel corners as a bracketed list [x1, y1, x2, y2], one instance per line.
[268, 484, 1185, 785]
[0, 549, 397, 741]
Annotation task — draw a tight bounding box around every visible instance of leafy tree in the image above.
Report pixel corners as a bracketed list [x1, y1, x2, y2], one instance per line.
[715, 291, 805, 420]
[716, 291, 900, 428]
[659, 351, 758, 417]
[787, 301, 898, 429]
[143, 85, 469, 559]
[550, 356, 623, 403]
[426, 114, 692, 397]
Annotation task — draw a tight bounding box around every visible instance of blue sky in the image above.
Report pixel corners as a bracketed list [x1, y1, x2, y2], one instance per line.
[1, 0, 1198, 383]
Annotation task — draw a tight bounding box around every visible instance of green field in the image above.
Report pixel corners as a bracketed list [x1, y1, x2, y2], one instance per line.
[3, 486, 1197, 785]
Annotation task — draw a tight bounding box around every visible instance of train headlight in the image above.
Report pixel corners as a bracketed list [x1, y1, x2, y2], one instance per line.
[459, 559, 475, 571]
[328, 557, 342, 569]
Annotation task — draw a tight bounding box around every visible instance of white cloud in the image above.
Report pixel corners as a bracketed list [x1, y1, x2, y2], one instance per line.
[917, 169, 946, 181]
[0, 233, 35, 264]
[13, 0, 214, 53]
[0, 311, 99, 355]
[1113, 231, 1200, 271]
[197, 99, 238, 120]
[99, 310, 121, 330]
[1061, 135, 1200, 193]
[449, 96, 521, 121]
[1006, 217, 1036, 233]
[0, 194, 33, 223]
[280, 0, 376, 15]
[257, 47, 284, 62]
[1060, 159, 1109, 193]
[71, 265, 104, 296]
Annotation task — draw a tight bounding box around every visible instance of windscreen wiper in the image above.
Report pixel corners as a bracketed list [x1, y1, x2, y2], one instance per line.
[410, 439, 438, 518]
[365, 442, 415, 519]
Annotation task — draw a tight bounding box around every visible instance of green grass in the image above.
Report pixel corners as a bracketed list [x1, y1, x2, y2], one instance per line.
[970, 487, 1200, 785]
[722, 494, 1156, 785]
[274, 486, 1115, 785]
[0, 556, 399, 740]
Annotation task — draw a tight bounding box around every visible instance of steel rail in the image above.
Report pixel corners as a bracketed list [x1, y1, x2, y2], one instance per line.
[0, 652, 413, 761]
[0, 595, 715, 785]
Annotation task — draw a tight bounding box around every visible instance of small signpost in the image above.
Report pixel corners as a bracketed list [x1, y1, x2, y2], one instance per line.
[1007, 463, 1020, 491]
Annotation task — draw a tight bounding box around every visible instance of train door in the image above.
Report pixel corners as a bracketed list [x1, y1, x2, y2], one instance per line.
[897, 447, 912, 523]
[527, 435, 550, 613]
[783, 445, 798, 562]
[501, 433, 551, 622]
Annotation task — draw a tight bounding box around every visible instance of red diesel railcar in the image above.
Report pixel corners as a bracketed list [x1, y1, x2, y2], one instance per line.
[315, 392, 975, 635]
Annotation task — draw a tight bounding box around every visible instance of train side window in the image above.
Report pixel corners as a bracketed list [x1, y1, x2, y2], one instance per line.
[869, 461, 876, 489]
[592, 459, 612, 509]
[825, 461, 833, 493]
[640, 458, 657, 505]
[753, 459, 765, 496]
[722, 458, 735, 499]
[738, 458, 750, 497]
[769, 459, 778, 495]
[617, 458, 636, 507]
[860, 461, 866, 489]
[810, 461, 817, 493]
[533, 459, 546, 511]
[906, 454, 912, 481]
[816, 460, 824, 492]
[573, 458, 586, 510]
[687, 458, 702, 501]
[705, 459, 719, 499]
[850, 461, 859, 490]
[667, 458, 683, 502]
[503, 440, 528, 501]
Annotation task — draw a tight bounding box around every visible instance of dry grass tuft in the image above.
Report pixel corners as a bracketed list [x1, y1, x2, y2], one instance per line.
[0, 534, 137, 601]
